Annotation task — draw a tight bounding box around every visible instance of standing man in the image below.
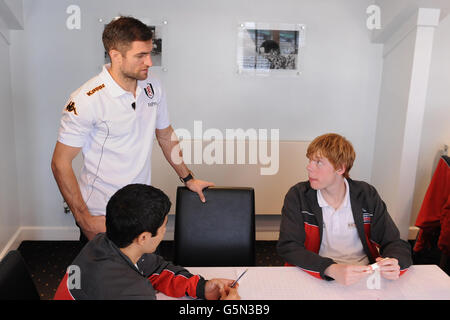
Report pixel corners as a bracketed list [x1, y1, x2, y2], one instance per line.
[51, 16, 213, 243]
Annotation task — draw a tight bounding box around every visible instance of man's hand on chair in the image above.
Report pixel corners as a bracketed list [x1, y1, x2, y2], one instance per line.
[185, 179, 215, 203]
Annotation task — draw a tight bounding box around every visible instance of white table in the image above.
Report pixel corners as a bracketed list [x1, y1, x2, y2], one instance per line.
[157, 265, 450, 300]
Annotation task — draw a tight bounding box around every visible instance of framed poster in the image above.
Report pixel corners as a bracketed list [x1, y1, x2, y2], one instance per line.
[237, 22, 306, 76]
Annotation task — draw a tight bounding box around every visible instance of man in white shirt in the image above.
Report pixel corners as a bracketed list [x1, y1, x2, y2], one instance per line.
[51, 16, 213, 242]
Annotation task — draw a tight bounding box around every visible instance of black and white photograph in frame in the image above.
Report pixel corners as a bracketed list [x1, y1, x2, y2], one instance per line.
[237, 22, 306, 76]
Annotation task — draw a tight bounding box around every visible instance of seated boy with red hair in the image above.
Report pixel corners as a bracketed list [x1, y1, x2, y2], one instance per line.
[277, 133, 412, 285]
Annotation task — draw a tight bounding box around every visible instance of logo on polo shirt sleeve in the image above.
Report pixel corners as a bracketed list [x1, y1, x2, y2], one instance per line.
[65, 101, 78, 115]
[144, 83, 154, 99]
[86, 83, 105, 96]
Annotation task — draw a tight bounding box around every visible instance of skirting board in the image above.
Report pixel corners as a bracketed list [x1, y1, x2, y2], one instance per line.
[0, 225, 420, 260]
[0, 226, 80, 260]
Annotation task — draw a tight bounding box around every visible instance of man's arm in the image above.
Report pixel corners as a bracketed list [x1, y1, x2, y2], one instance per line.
[51, 141, 105, 240]
[155, 125, 214, 202]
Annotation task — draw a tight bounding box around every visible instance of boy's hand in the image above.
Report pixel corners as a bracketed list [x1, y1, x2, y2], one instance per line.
[324, 263, 372, 286]
[375, 257, 400, 280]
[204, 279, 240, 300]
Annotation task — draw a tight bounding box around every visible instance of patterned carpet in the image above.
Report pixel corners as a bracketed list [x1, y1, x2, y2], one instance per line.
[17, 240, 284, 300]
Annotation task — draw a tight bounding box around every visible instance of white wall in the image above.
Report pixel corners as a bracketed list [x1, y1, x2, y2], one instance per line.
[0, 18, 20, 255]
[371, 6, 443, 240]
[374, 0, 449, 36]
[371, 27, 416, 231]
[9, 0, 383, 232]
[0, 0, 446, 249]
[411, 14, 450, 225]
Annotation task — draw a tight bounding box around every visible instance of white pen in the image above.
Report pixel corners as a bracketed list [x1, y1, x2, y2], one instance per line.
[231, 269, 248, 288]
[369, 257, 390, 271]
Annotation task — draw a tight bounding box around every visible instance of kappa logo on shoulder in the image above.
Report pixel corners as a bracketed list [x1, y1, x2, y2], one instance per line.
[144, 83, 154, 99]
[65, 101, 78, 115]
[86, 83, 105, 96]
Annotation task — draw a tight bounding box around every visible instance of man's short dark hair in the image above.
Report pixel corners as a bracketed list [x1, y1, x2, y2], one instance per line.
[102, 16, 153, 55]
[106, 184, 171, 248]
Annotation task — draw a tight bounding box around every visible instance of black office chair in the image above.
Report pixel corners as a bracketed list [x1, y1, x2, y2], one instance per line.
[0, 250, 40, 300]
[174, 186, 255, 267]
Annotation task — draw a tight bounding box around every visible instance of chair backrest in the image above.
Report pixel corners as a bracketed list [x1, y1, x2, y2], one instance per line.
[0, 250, 40, 300]
[174, 187, 255, 267]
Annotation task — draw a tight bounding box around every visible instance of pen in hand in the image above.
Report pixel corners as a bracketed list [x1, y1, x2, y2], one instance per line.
[368, 257, 390, 271]
[231, 269, 248, 288]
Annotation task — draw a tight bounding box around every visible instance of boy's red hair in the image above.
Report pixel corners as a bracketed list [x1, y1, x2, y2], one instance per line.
[306, 133, 356, 179]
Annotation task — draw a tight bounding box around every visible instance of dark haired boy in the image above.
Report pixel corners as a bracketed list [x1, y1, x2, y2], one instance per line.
[54, 184, 239, 300]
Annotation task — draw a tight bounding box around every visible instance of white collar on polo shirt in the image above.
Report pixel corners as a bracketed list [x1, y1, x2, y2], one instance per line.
[317, 178, 350, 210]
[100, 64, 137, 98]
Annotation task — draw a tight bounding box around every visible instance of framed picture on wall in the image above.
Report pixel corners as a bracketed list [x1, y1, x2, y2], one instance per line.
[237, 22, 306, 76]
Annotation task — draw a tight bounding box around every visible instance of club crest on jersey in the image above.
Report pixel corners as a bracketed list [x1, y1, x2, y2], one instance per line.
[144, 83, 154, 99]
